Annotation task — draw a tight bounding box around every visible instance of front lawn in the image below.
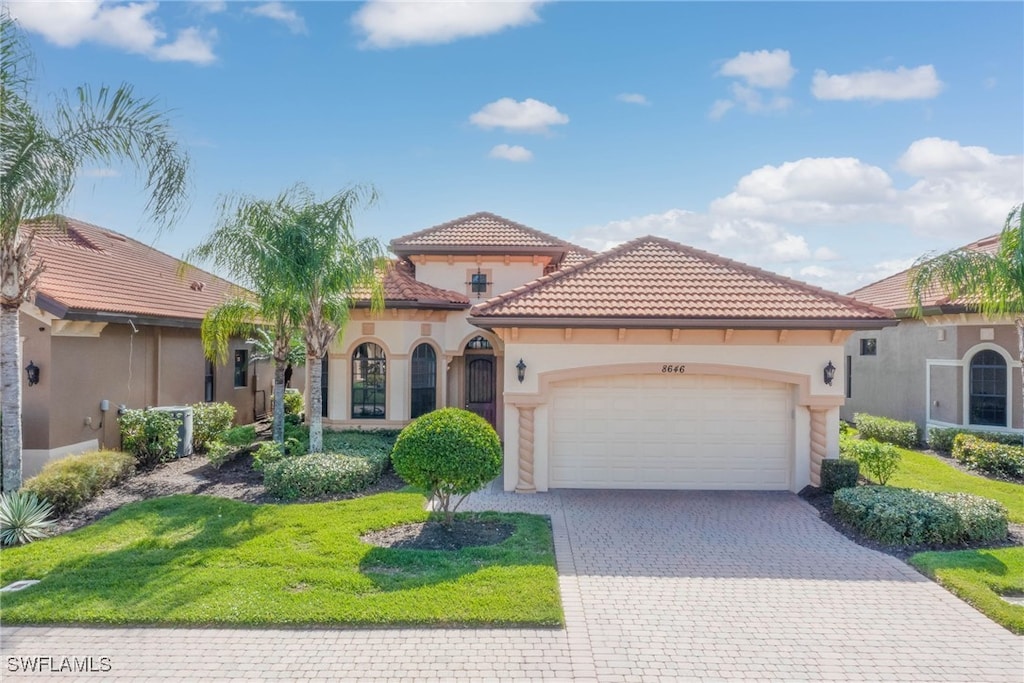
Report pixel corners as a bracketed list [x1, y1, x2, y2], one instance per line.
[0, 492, 562, 627]
[910, 546, 1024, 634]
[862, 447, 1024, 523]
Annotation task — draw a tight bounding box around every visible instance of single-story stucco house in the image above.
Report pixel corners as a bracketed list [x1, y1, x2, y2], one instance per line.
[322, 212, 896, 492]
[17, 217, 292, 477]
[842, 232, 1024, 438]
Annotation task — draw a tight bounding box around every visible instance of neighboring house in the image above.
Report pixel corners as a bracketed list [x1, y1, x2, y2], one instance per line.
[842, 233, 1023, 438]
[18, 217, 285, 477]
[325, 212, 895, 492]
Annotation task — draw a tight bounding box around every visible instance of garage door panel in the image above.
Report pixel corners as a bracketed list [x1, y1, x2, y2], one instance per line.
[549, 373, 791, 490]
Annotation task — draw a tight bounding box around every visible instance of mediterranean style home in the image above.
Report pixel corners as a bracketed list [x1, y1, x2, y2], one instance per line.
[842, 233, 1024, 438]
[18, 217, 286, 478]
[325, 212, 896, 492]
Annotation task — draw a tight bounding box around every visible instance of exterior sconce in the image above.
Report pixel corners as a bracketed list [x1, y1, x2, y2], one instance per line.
[823, 360, 836, 386]
[516, 358, 527, 384]
[25, 361, 40, 386]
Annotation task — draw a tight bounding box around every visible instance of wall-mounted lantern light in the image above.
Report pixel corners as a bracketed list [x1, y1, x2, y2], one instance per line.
[516, 358, 527, 384]
[25, 361, 40, 386]
[823, 360, 836, 386]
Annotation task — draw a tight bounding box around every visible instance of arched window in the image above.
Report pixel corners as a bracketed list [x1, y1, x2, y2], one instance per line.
[969, 350, 1007, 426]
[352, 342, 386, 419]
[410, 344, 437, 418]
[466, 335, 492, 350]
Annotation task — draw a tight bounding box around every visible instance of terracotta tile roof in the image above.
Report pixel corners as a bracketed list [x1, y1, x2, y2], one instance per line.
[560, 245, 596, 266]
[391, 211, 574, 255]
[469, 236, 895, 327]
[26, 216, 240, 325]
[848, 234, 1001, 313]
[366, 260, 469, 308]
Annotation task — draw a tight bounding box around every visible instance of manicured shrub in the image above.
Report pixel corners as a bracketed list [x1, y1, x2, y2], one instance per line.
[833, 485, 1008, 546]
[0, 491, 56, 546]
[391, 408, 502, 525]
[252, 441, 286, 472]
[821, 458, 859, 494]
[263, 451, 389, 500]
[119, 409, 180, 467]
[842, 437, 902, 485]
[220, 425, 257, 448]
[205, 440, 236, 469]
[929, 427, 1024, 454]
[853, 413, 919, 449]
[951, 434, 1024, 480]
[22, 450, 134, 516]
[283, 388, 304, 417]
[191, 402, 236, 453]
[284, 422, 310, 454]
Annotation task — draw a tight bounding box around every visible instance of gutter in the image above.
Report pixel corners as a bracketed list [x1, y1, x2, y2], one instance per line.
[467, 315, 901, 331]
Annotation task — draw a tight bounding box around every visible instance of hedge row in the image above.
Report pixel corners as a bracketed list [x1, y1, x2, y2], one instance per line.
[833, 485, 1008, 546]
[263, 450, 390, 500]
[951, 434, 1024, 480]
[821, 458, 859, 494]
[853, 413, 919, 449]
[928, 427, 1024, 454]
[22, 450, 135, 516]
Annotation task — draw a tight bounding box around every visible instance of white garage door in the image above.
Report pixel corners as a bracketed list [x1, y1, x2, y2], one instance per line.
[549, 373, 792, 489]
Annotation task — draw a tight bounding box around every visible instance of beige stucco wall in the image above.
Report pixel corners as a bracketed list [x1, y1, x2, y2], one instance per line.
[413, 259, 546, 304]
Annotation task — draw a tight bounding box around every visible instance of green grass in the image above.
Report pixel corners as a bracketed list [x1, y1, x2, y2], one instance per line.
[0, 492, 562, 627]
[862, 446, 1024, 523]
[910, 546, 1024, 634]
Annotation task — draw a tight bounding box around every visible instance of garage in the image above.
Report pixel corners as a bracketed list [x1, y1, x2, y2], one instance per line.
[548, 373, 793, 489]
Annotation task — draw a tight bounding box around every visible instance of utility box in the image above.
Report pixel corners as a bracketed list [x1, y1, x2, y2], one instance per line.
[152, 406, 194, 457]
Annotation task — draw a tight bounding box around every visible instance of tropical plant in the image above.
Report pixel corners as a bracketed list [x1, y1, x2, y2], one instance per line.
[118, 409, 181, 468]
[190, 402, 236, 453]
[0, 490, 56, 546]
[0, 12, 189, 492]
[909, 204, 1024, 445]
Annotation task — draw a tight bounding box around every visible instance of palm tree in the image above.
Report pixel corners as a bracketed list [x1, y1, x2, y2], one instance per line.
[279, 184, 386, 453]
[909, 204, 1024, 438]
[183, 193, 307, 445]
[1, 13, 190, 491]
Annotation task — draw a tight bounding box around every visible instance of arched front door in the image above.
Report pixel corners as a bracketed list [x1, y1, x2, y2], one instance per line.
[464, 336, 496, 427]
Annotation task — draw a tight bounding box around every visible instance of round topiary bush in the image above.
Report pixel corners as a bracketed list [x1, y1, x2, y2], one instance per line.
[391, 408, 502, 524]
[832, 485, 1008, 546]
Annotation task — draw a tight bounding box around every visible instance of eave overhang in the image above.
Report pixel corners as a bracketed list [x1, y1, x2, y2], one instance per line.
[467, 315, 900, 332]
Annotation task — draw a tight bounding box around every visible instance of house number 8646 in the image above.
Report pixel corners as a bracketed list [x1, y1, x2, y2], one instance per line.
[661, 364, 686, 374]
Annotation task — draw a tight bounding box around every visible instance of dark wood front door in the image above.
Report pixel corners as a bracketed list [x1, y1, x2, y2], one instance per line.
[466, 357, 496, 426]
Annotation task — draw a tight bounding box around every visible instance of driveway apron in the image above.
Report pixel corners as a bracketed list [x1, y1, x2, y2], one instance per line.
[2, 489, 1021, 682]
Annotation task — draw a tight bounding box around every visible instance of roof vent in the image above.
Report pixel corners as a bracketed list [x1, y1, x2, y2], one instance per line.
[190, 281, 205, 292]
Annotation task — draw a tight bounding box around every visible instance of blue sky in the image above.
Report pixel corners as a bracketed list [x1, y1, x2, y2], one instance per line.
[9, 0, 1024, 294]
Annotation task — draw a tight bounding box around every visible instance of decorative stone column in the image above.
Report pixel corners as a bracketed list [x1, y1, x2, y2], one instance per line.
[515, 405, 537, 493]
[809, 407, 828, 487]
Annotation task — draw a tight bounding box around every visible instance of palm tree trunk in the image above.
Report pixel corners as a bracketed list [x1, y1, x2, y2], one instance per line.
[272, 360, 286, 444]
[1, 305, 24, 492]
[308, 353, 323, 453]
[1017, 319, 1024, 446]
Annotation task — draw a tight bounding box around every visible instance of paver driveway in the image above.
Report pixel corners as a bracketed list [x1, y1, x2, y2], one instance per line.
[2, 490, 1021, 682]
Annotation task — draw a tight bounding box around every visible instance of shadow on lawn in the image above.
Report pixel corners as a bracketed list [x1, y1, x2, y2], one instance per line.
[912, 548, 1011, 575]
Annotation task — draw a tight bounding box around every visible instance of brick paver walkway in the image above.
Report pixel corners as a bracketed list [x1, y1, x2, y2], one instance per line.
[2, 490, 1021, 681]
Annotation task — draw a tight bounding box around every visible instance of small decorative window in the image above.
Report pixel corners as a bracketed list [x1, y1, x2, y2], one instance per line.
[352, 342, 386, 419]
[233, 350, 248, 388]
[845, 355, 852, 399]
[860, 338, 877, 356]
[466, 269, 492, 298]
[969, 350, 1007, 426]
[466, 336, 492, 350]
[205, 360, 215, 402]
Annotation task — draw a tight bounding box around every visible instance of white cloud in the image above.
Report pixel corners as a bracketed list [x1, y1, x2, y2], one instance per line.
[352, 0, 547, 49]
[489, 144, 533, 162]
[707, 99, 735, 121]
[469, 98, 568, 134]
[799, 265, 833, 279]
[80, 168, 120, 178]
[718, 49, 795, 89]
[192, 1, 226, 14]
[246, 2, 307, 35]
[729, 83, 792, 115]
[616, 93, 650, 106]
[7, 0, 217, 65]
[812, 65, 944, 101]
[814, 246, 840, 261]
[983, 77, 997, 90]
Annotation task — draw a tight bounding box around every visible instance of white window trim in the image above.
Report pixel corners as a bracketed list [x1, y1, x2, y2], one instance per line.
[926, 343, 1019, 430]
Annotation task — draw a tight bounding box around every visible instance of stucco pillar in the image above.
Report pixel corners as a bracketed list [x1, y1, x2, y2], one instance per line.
[515, 405, 537, 493]
[809, 407, 828, 487]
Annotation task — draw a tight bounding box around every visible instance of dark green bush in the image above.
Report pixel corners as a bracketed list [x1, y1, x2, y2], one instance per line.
[191, 402, 236, 453]
[251, 441, 286, 472]
[853, 413, 919, 448]
[951, 434, 1024, 479]
[119, 409, 180, 467]
[833, 485, 1008, 546]
[263, 451, 389, 500]
[22, 450, 134, 516]
[391, 408, 502, 524]
[841, 438, 902, 485]
[221, 425, 257, 448]
[929, 427, 1024, 454]
[284, 422, 309, 454]
[821, 458, 859, 493]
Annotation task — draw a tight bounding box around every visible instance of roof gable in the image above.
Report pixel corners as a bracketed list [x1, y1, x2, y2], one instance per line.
[470, 235, 894, 328]
[390, 211, 573, 256]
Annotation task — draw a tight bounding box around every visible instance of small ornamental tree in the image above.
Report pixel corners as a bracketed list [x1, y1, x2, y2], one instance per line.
[391, 408, 502, 525]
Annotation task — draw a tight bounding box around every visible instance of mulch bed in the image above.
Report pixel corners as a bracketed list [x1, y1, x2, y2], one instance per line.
[361, 518, 514, 551]
[800, 486, 1024, 561]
